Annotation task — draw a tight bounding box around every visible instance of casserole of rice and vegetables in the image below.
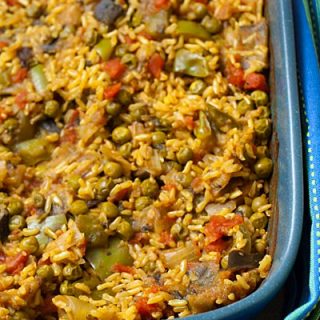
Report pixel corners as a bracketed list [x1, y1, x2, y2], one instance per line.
[0, 0, 273, 319]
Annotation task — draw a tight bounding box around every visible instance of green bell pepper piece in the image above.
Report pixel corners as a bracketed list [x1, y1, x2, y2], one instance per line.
[86, 237, 133, 280]
[176, 20, 211, 40]
[174, 49, 209, 78]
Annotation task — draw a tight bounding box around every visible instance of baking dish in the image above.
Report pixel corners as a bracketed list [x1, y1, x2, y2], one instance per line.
[186, 0, 304, 319]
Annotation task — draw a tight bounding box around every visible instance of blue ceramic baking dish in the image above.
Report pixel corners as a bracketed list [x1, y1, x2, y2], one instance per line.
[186, 0, 304, 319]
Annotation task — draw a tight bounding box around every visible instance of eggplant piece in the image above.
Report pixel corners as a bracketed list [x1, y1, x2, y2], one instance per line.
[0, 207, 9, 241]
[94, 0, 123, 26]
[39, 119, 60, 133]
[42, 38, 59, 54]
[227, 250, 264, 271]
[17, 47, 33, 68]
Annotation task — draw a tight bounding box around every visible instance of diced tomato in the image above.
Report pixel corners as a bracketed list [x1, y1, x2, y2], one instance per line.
[162, 183, 176, 191]
[136, 297, 160, 318]
[205, 238, 230, 253]
[112, 263, 135, 274]
[244, 73, 268, 92]
[6, 251, 28, 274]
[6, 0, 17, 6]
[12, 68, 28, 83]
[159, 231, 172, 246]
[103, 58, 126, 80]
[154, 0, 170, 10]
[66, 109, 79, 127]
[130, 232, 150, 245]
[226, 64, 245, 88]
[15, 90, 28, 109]
[0, 41, 9, 49]
[184, 116, 195, 130]
[204, 215, 243, 243]
[148, 53, 164, 79]
[109, 186, 131, 202]
[148, 285, 161, 294]
[61, 127, 77, 144]
[104, 83, 121, 100]
[38, 296, 57, 315]
[191, 177, 203, 191]
[124, 35, 136, 44]
[138, 31, 154, 40]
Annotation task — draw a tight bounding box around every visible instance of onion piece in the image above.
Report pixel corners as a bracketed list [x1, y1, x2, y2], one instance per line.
[161, 242, 198, 269]
[52, 296, 95, 320]
[205, 200, 236, 216]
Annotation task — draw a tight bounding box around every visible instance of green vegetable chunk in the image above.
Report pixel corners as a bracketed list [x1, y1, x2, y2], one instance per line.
[30, 64, 48, 94]
[174, 49, 209, 78]
[207, 104, 237, 132]
[76, 214, 108, 248]
[176, 20, 211, 40]
[86, 237, 133, 280]
[14, 138, 53, 166]
[69, 200, 88, 215]
[95, 38, 114, 61]
[194, 111, 212, 140]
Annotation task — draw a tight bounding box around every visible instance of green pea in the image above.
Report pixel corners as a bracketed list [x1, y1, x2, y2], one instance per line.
[256, 146, 269, 159]
[237, 99, 254, 115]
[20, 236, 39, 254]
[135, 196, 152, 211]
[254, 118, 271, 139]
[0, 192, 7, 203]
[106, 102, 122, 116]
[236, 204, 253, 218]
[112, 127, 132, 144]
[254, 157, 273, 178]
[258, 106, 271, 118]
[0, 146, 10, 154]
[26, 3, 43, 18]
[129, 104, 147, 121]
[70, 200, 89, 215]
[95, 177, 114, 200]
[164, 161, 182, 172]
[176, 147, 193, 164]
[59, 280, 75, 295]
[202, 16, 222, 34]
[194, 111, 212, 140]
[152, 131, 166, 146]
[251, 90, 269, 106]
[115, 44, 127, 57]
[192, 3, 208, 20]
[251, 195, 268, 212]
[131, 11, 142, 27]
[67, 174, 81, 191]
[119, 142, 132, 158]
[141, 179, 159, 198]
[0, 70, 10, 87]
[176, 172, 193, 188]
[44, 100, 59, 118]
[117, 220, 133, 240]
[250, 212, 268, 229]
[104, 161, 123, 178]
[3, 118, 18, 130]
[121, 53, 137, 68]
[100, 201, 119, 218]
[85, 29, 98, 47]
[9, 215, 26, 231]
[189, 80, 206, 95]
[117, 89, 132, 106]
[63, 263, 83, 281]
[32, 192, 45, 208]
[7, 198, 24, 215]
[36, 264, 54, 280]
[12, 311, 30, 320]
